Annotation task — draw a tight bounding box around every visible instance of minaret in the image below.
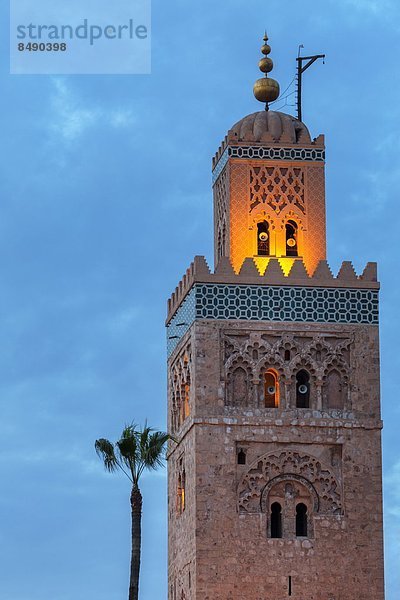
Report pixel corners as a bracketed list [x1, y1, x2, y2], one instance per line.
[167, 35, 384, 600]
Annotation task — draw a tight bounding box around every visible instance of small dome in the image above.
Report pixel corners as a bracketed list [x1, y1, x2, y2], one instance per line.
[228, 111, 311, 144]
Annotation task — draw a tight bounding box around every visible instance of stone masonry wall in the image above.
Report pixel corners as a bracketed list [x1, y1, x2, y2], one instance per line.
[168, 320, 384, 600]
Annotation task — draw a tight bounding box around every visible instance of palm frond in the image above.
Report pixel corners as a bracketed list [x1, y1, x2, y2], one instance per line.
[146, 431, 171, 469]
[117, 434, 137, 458]
[94, 438, 118, 473]
[95, 422, 174, 485]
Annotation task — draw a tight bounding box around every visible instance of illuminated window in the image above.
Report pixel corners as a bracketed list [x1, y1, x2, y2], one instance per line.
[264, 369, 280, 408]
[184, 382, 190, 420]
[296, 370, 310, 408]
[257, 221, 270, 256]
[285, 220, 298, 257]
[177, 469, 186, 514]
[271, 502, 282, 538]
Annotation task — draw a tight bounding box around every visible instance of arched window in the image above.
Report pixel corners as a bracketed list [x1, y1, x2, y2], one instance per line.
[325, 369, 344, 409]
[231, 366, 248, 406]
[184, 381, 190, 420]
[296, 370, 310, 408]
[257, 221, 270, 256]
[271, 502, 282, 538]
[177, 469, 186, 514]
[296, 503, 308, 537]
[264, 369, 279, 408]
[237, 449, 246, 465]
[285, 220, 298, 257]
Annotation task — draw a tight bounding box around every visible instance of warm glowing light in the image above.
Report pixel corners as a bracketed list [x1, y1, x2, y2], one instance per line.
[264, 369, 280, 407]
[184, 383, 190, 419]
[278, 258, 295, 276]
[253, 257, 270, 275]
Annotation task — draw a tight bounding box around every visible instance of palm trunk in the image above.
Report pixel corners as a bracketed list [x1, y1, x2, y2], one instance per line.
[129, 484, 142, 600]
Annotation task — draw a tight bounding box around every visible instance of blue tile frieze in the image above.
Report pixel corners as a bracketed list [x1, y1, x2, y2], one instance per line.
[167, 284, 378, 358]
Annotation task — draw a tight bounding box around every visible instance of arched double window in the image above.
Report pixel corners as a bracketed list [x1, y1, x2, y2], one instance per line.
[296, 370, 310, 408]
[264, 369, 280, 408]
[257, 221, 270, 256]
[266, 479, 314, 540]
[285, 220, 298, 257]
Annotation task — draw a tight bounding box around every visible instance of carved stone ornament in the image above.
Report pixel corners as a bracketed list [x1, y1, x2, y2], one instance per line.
[238, 449, 342, 515]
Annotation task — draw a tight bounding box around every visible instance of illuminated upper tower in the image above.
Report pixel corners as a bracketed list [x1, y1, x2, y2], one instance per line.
[213, 34, 326, 276]
[167, 35, 384, 600]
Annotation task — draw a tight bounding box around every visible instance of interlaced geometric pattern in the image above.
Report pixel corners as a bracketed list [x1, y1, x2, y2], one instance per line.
[249, 166, 305, 215]
[214, 166, 228, 261]
[212, 147, 229, 185]
[212, 145, 325, 184]
[304, 166, 326, 274]
[167, 288, 196, 358]
[230, 164, 251, 271]
[166, 284, 379, 357]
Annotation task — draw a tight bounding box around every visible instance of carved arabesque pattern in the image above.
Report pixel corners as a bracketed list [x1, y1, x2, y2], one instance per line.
[238, 450, 342, 515]
[169, 343, 192, 433]
[224, 332, 351, 409]
[250, 166, 305, 215]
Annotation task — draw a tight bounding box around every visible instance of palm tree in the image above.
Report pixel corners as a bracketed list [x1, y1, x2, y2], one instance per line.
[95, 423, 171, 600]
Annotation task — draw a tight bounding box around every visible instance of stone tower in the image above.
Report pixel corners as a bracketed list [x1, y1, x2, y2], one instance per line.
[166, 36, 384, 600]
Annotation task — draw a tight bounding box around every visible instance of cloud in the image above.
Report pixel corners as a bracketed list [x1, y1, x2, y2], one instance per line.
[342, 0, 398, 15]
[49, 78, 136, 141]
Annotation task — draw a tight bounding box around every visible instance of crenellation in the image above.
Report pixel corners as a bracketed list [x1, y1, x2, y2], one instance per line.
[337, 261, 358, 280]
[166, 258, 379, 324]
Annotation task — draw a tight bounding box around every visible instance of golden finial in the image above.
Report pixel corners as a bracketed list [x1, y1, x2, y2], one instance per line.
[253, 32, 280, 110]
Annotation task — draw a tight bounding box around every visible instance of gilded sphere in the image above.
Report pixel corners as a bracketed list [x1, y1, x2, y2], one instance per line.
[261, 43, 271, 55]
[253, 77, 280, 103]
[259, 57, 273, 73]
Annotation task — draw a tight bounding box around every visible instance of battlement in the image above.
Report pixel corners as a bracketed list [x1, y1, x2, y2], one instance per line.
[167, 256, 379, 325]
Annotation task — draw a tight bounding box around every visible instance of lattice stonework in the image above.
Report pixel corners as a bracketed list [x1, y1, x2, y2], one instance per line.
[304, 166, 326, 274]
[230, 163, 250, 272]
[249, 166, 305, 215]
[213, 165, 229, 264]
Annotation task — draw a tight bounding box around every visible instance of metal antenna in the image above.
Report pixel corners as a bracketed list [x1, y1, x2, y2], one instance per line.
[296, 45, 325, 121]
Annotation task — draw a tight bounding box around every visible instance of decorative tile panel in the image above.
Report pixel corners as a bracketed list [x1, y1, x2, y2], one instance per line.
[167, 284, 378, 358]
[167, 288, 196, 358]
[212, 147, 229, 184]
[212, 145, 325, 184]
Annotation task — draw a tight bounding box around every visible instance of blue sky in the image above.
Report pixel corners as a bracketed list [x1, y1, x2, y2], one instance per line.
[0, 0, 399, 598]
